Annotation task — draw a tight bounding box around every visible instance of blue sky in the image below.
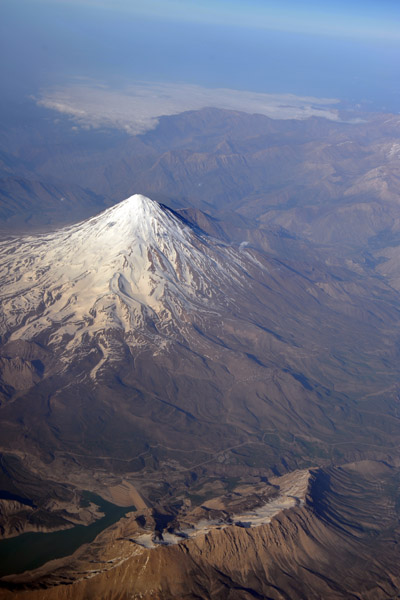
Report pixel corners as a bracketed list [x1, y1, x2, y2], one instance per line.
[1, 0, 399, 112]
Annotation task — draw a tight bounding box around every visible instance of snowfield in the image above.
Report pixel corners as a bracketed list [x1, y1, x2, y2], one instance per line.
[0, 195, 252, 373]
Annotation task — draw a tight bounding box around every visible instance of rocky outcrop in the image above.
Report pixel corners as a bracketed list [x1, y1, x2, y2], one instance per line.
[1, 462, 399, 600]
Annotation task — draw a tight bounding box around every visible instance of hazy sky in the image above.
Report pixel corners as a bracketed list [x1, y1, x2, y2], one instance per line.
[12, 0, 400, 40]
[1, 0, 399, 113]
[86, 0, 400, 41]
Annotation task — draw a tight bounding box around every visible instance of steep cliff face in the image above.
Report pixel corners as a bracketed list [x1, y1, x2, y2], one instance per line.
[1, 461, 399, 600]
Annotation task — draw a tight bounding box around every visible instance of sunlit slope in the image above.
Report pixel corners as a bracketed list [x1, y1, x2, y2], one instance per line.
[0, 194, 399, 516]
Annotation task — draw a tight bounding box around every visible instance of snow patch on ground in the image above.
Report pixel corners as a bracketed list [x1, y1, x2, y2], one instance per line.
[132, 469, 311, 549]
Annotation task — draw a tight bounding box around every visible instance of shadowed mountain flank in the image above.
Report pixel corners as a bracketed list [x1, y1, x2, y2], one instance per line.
[1, 108, 400, 596]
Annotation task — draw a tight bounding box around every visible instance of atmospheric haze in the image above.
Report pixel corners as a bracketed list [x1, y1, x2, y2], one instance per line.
[0, 1, 400, 599]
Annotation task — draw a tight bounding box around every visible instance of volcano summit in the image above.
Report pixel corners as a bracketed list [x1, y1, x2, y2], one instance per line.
[0, 194, 251, 366]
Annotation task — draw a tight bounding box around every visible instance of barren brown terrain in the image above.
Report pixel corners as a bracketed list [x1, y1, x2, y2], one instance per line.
[1, 107, 400, 597]
[1, 462, 399, 599]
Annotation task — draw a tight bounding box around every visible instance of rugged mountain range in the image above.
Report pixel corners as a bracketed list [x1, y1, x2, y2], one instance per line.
[2, 108, 400, 249]
[1, 108, 400, 597]
[2, 461, 399, 600]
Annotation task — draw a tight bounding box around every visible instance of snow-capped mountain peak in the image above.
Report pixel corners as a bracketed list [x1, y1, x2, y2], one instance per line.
[0, 195, 247, 365]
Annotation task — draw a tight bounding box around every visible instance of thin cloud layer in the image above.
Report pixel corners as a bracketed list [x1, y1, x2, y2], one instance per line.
[37, 81, 341, 134]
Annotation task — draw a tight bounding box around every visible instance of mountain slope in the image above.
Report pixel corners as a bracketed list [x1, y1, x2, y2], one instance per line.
[1, 194, 400, 587]
[0, 194, 250, 365]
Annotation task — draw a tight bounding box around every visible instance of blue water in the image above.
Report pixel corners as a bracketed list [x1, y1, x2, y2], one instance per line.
[0, 492, 135, 578]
